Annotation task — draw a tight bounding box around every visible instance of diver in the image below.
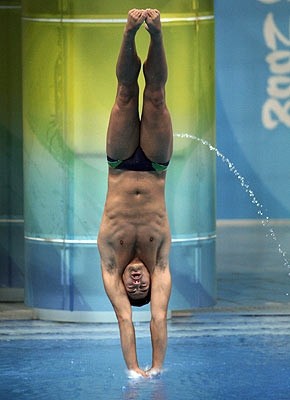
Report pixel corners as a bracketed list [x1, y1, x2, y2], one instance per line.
[98, 8, 173, 377]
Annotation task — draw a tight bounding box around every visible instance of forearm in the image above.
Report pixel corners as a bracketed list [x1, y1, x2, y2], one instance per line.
[150, 317, 168, 370]
[101, 266, 146, 376]
[118, 318, 139, 370]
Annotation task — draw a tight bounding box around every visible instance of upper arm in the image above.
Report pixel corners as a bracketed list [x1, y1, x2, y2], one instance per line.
[150, 263, 172, 319]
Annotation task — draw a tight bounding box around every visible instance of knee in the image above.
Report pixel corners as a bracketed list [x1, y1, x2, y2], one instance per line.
[117, 84, 138, 107]
[144, 87, 166, 110]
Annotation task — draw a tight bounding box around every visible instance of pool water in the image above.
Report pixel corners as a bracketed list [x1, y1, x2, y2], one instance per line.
[1, 315, 290, 400]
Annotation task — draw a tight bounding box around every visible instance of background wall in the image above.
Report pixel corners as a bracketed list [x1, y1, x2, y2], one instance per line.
[1, 0, 289, 304]
[0, 2, 24, 296]
[215, 0, 290, 219]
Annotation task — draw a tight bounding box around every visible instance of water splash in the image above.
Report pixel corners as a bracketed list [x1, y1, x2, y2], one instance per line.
[174, 132, 290, 276]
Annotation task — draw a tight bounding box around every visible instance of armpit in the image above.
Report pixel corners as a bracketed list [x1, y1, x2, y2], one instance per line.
[155, 259, 169, 271]
[103, 261, 117, 274]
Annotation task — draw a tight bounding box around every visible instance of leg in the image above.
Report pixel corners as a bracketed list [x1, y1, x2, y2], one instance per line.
[140, 9, 173, 163]
[106, 9, 146, 160]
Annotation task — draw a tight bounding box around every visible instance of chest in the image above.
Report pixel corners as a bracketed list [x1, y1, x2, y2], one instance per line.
[109, 224, 164, 271]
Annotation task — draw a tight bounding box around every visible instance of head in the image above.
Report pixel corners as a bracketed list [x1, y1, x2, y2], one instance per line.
[122, 260, 151, 307]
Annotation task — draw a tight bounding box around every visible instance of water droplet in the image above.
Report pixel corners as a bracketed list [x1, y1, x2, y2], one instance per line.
[174, 132, 290, 271]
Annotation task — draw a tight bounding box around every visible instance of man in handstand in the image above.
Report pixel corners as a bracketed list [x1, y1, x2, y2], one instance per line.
[98, 9, 173, 377]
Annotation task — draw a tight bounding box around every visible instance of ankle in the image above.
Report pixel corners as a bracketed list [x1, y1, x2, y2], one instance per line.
[124, 24, 140, 36]
[149, 31, 163, 43]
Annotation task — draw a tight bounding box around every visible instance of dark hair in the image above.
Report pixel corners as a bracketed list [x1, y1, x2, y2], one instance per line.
[128, 287, 151, 307]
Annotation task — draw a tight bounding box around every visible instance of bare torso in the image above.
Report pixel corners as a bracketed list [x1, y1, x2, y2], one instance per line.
[97, 169, 171, 274]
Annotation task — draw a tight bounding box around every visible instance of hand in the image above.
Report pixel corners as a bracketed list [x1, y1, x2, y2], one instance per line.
[128, 367, 148, 379]
[145, 367, 162, 378]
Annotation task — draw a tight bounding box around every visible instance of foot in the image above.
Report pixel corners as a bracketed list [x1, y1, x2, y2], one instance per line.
[125, 9, 147, 34]
[145, 9, 162, 35]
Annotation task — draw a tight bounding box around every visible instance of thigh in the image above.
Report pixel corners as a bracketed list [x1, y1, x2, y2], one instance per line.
[106, 84, 140, 160]
[140, 90, 173, 163]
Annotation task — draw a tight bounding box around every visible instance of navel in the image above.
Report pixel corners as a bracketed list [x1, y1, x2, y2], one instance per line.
[120, 239, 124, 246]
[149, 236, 154, 242]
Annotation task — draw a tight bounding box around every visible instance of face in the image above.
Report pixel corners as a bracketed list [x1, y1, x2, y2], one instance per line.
[122, 260, 151, 301]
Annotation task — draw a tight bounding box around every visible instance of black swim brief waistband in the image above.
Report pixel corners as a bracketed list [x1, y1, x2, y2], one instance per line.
[107, 147, 169, 172]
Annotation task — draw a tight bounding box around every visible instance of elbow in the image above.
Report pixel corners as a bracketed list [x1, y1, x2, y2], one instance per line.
[151, 312, 167, 326]
[115, 310, 132, 325]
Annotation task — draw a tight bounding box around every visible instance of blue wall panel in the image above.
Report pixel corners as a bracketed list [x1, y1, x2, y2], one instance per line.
[215, 0, 290, 219]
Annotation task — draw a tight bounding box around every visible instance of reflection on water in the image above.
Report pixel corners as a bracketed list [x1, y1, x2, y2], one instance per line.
[122, 374, 167, 400]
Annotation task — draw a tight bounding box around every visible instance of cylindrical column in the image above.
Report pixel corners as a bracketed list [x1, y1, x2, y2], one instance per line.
[0, 1, 24, 300]
[22, 0, 215, 322]
[166, 3, 216, 309]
